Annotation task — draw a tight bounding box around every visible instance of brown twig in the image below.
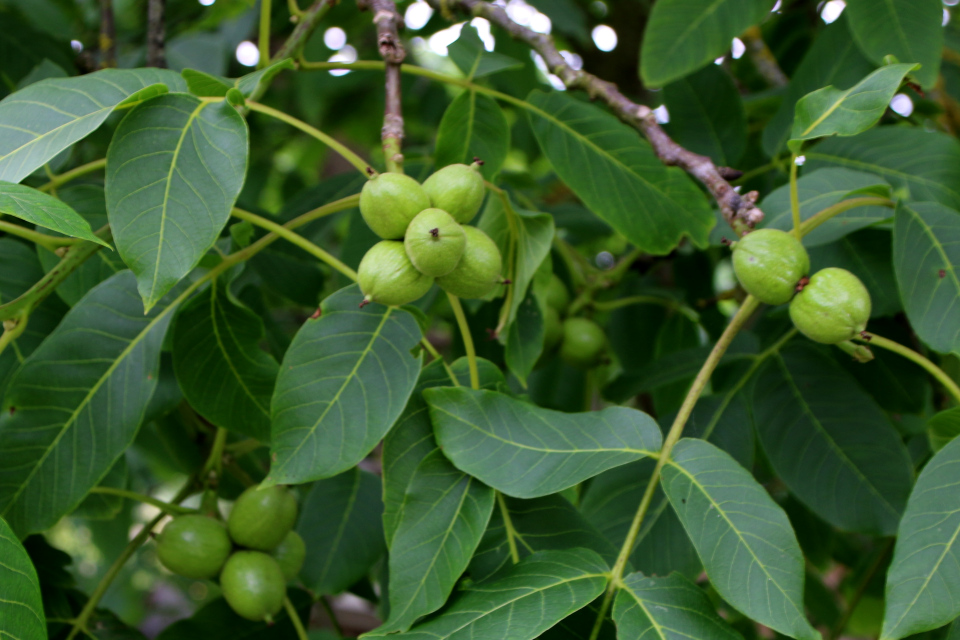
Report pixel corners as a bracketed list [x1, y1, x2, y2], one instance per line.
[358, 0, 406, 172]
[741, 25, 787, 88]
[146, 0, 167, 68]
[425, 0, 763, 233]
[98, 0, 117, 69]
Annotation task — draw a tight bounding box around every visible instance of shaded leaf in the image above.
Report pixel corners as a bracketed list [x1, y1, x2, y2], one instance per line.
[893, 201, 960, 354]
[380, 450, 495, 633]
[663, 64, 746, 166]
[805, 128, 960, 210]
[808, 229, 900, 318]
[0, 515, 44, 640]
[172, 278, 278, 441]
[662, 439, 818, 640]
[435, 90, 510, 181]
[269, 285, 422, 485]
[613, 571, 742, 640]
[527, 90, 714, 255]
[71, 456, 128, 520]
[0, 271, 176, 537]
[929, 407, 960, 452]
[789, 63, 917, 151]
[640, 0, 776, 87]
[426, 387, 661, 498]
[297, 468, 385, 595]
[753, 346, 913, 535]
[504, 289, 544, 385]
[106, 93, 248, 309]
[0, 68, 187, 183]
[844, 0, 943, 88]
[368, 549, 608, 640]
[156, 589, 313, 639]
[0, 182, 106, 244]
[448, 25, 523, 79]
[881, 436, 960, 639]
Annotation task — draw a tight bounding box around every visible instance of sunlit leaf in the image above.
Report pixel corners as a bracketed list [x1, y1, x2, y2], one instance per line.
[0, 182, 106, 244]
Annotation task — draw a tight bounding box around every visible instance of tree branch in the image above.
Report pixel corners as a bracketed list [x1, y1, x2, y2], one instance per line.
[99, 0, 117, 69]
[272, 0, 339, 64]
[426, 0, 764, 233]
[358, 0, 406, 172]
[741, 25, 787, 88]
[147, 0, 167, 68]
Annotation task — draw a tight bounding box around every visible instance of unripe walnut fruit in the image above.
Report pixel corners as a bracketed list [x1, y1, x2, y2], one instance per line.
[271, 530, 307, 581]
[220, 551, 286, 622]
[436, 226, 502, 299]
[156, 515, 232, 579]
[359, 241, 434, 306]
[543, 306, 563, 352]
[789, 267, 871, 344]
[732, 228, 809, 305]
[422, 163, 486, 224]
[545, 274, 570, 312]
[560, 317, 606, 369]
[404, 208, 466, 277]
[360, 172, 431, 239]
[227, 485, 297, 552]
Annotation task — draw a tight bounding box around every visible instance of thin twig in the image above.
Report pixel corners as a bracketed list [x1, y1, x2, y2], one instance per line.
[88, 487, 198, 515]
[359, 0, 406, 172]
[424, 0, 763, 234]
[741, 25, 788, 88]
[259, 0, 273, 69]
[146, 0, 167, 68]
[98, 0, 117, 68]
[271, 0, 338, 68]
[283, 596, 311, 640]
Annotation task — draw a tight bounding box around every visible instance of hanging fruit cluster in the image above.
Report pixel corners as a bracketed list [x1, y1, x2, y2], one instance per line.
[357, 163, 503, 306]
[155, 485, 305, 623]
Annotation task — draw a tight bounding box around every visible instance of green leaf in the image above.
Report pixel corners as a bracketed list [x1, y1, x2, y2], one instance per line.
[929, 407, 960, 452]
[805, 128, 960, 210]
[788, 63, 917, 151]
[382, 357, 503, 544]
[297, 467, 385, 595]
[0, 68, 187, 183]
[435, 91, 510, 181]
[663, 64, 746, 166]
[71, 456, 129, 520]
[661, 439, 818, 640]
[762, 17, 875, 156]
[881, 436, 960, 639]
[0, 182, 106, 244]
[156, 589, 313, 639]
[844, 0, 943, 88]
[808, 229, 901, 318]
[470, 493, 619, 583]
[448, 25, 523, 79]
[478, 192, 554, 326]
[380, 449, 495, 633]
[172, 278, 278, 441]
[753, 346, 914, 535]
[106, 94, 248, 310]
[36, 185, 124, 306]
[504, 289, 543, 385]
[426, 387, 661, 498]
[761, 168, 891, 247]
[0, 516, 44, 640]
[893, 201, 960, 354]
[640, 0, 776, 87]
[0, 271, 176, 537]
[181, 59, 295, 98]
[613, 571, 741, 640]
[369, 549, 608, 640]
[269, 284, 423, 485]
[526, 90, 714, 255]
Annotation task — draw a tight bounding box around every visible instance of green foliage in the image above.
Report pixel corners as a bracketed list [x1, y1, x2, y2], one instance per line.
[0, 2, 958, 638]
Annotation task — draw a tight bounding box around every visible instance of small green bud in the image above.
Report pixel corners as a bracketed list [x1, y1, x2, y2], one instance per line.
[404, 208, 466, 277]
[359, 240, 434, 306]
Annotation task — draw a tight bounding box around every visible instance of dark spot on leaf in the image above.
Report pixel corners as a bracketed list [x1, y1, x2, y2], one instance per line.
[939, 269, 946, 278]
[681, 498, 686, 504]
[8, 406, 14, 415]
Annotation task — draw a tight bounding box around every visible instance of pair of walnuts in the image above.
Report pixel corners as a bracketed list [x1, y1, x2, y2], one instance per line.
[733, 228, 872, 344]
[357, 163, 503, 306]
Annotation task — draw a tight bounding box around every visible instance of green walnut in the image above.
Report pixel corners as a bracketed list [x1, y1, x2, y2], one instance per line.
[404, 208, 466, 277]
[543, 306, 563, 352]
[360, 172, 431, 239]
[156, 514, 232, 580]
[271, 530, 306, 582]
[732, 228, 810, 305]
[227, 485, 297, 552]
[789, 267, 871, 344]
[560, 317, 606, 369]
[422, 163, 485, 224]
[436, 226, 502, 299]
[220, 551, 286, 622]
[545, 274, 570, 312]
[359, 240, 434, 306]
